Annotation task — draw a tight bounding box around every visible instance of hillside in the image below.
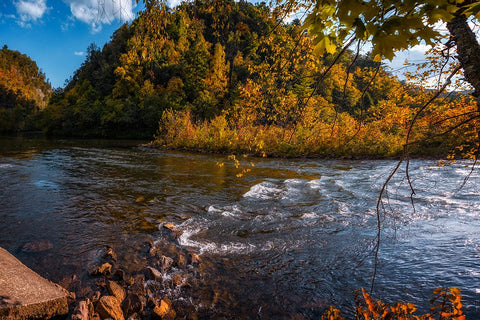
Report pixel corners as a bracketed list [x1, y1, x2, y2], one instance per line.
[0, 45, 52, 132]
[41, 0, 393, 137]
[41, 0, 477, 157]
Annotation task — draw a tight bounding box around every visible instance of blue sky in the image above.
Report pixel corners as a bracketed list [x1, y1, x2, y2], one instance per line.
[1, 0, 430, 89]
[0, 0, 144, 88]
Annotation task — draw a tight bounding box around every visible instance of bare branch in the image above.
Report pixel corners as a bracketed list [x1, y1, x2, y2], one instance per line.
[405, 66, 462, 145]
[371, 65, 462, 292]
[431, 110, 478, 126]
[371, 156, 405, 292]
[457, 158, 477, 191]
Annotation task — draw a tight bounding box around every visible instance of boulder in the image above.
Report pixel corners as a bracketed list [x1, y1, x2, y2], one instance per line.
[163, 223, 176, 232]
[104, 246, 117, 261]
[107, 280, 126, 302]
[146, 267, 162, 281]
[163, 223, 183, 239]
[95, 295, 124, 320]
[91, 291, 101, 303]
[129, 275, 146, 296]
[176, 252, 187, 269]
[172, 274, 184, 287]
[159, 256, 174, 272]
[91, 262, 112, 276]
[152, 299, 176, 320]
[189, 252, 201, 266]
[0, 247, 68, 320]
[71, 299, 90, 320]
[121, 293, 143, 318]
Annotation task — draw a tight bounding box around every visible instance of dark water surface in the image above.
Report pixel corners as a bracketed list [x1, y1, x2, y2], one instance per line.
[1, 135, 480, 318]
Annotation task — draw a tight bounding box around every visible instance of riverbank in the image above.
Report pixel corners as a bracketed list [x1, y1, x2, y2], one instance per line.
[21, 223, 216, 320]
[64, 223, 201, 320]
[152, 109, 474, 160]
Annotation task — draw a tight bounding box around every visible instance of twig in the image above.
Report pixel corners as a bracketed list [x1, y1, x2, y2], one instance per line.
[371, 156, 405, 293]
[457, 157, 477, 191]
[371, 65, 462, 293]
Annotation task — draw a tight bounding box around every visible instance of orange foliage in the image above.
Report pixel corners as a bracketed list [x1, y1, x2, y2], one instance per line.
[320, 288, 465, 320]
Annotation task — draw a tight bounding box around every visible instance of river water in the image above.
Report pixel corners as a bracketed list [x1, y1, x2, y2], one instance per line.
[1, 135, 480, 318]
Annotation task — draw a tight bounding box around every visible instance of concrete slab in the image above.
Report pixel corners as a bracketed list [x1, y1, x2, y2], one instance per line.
[0, 247, 69, 319]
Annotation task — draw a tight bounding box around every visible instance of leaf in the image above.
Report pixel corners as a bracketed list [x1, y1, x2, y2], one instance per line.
[433, 288, 444, 295]
[315, 36, 337, 55]
[427, 8, 454, 24]
[465, 2, 480, 20]
[449, 287, 461, 296]
[336, 0, 362, 26]
[353, 18, 367, 39]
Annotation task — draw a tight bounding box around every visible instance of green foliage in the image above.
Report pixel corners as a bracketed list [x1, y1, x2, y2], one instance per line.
[0, 45, 52, 132]
[300, 0, 469, 61]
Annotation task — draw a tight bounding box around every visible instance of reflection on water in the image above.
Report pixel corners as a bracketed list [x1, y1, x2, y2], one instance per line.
[1, 135, 480, 318]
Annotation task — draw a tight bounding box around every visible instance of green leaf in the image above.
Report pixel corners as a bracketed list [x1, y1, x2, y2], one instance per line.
[427, 8, 454, 24]
[315, 36, 337, 55]
[353, 18, 366, 39]
[465, 2, 480, 20]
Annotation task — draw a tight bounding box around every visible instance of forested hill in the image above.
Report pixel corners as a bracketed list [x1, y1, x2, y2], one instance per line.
[41, 0, 475, 157]
[0, 45, 52, 132]
[42, 0, 395, 138]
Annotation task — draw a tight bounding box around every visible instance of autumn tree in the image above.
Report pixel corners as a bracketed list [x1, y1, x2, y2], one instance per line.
[288, 0, 480, 144]
[0, 45, 52, 132]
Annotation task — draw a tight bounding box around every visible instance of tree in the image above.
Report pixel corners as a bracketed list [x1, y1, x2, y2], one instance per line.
[0, 46, 52, 132]
[300, 1, 478, 69]
[296, 0, 480, 132]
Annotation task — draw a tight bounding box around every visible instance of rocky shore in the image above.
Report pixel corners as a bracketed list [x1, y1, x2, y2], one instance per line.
[58, 223, 214, 320]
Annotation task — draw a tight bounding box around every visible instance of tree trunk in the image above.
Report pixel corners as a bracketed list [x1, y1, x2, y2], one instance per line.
[447, 14, 480, 97]
[447, 12, 480, 158]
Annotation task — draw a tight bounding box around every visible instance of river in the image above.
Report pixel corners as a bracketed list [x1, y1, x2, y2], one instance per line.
[1, 134, 479, 319]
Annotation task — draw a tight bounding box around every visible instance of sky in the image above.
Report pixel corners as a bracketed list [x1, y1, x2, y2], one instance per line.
[0, 0, 144, 88]
[0, 0, 431, 89]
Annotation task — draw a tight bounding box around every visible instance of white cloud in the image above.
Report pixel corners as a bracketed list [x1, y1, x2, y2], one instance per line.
[410, 44, 432, 53]
[64, 0, 135, 33]
[168, 0, 182, 8]
[74, 51, 85, 56]
[14, 0, 48, 25]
